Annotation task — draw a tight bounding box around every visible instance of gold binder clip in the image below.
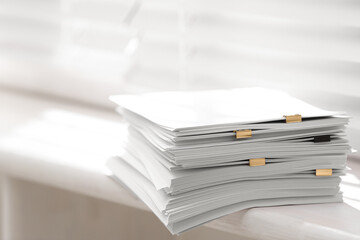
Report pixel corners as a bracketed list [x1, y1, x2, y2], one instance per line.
[235, 129, 252, 139]
[284, 114, 302, 123]
[316, 169, 332, 176]
[249, 158, 266, 167]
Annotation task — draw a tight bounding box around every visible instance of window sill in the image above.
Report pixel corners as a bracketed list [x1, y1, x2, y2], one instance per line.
[0, 88, 359, 239]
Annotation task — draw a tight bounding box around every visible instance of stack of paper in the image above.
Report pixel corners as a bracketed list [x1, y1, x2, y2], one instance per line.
[107, 88, 350, 234]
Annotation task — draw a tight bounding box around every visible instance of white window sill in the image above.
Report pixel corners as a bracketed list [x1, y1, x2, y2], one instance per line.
[0, 88, 360, 239]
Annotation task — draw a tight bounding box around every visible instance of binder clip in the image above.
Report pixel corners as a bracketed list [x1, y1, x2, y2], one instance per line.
[313, 135, 331, 143]
[316, 169, 332, 176]
[235, 129, 252, 139]
[249, 158, 266, 167]
[284, 114, 302, 123]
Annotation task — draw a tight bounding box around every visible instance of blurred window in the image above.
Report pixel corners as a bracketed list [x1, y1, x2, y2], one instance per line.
[0, 0, 359, 108]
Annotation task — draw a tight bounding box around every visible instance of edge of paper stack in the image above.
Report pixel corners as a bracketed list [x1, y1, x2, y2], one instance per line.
[106, 88, 351, 234]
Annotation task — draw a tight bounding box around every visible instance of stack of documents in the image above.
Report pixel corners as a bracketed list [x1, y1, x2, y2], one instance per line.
[107, 88, 350, 234]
